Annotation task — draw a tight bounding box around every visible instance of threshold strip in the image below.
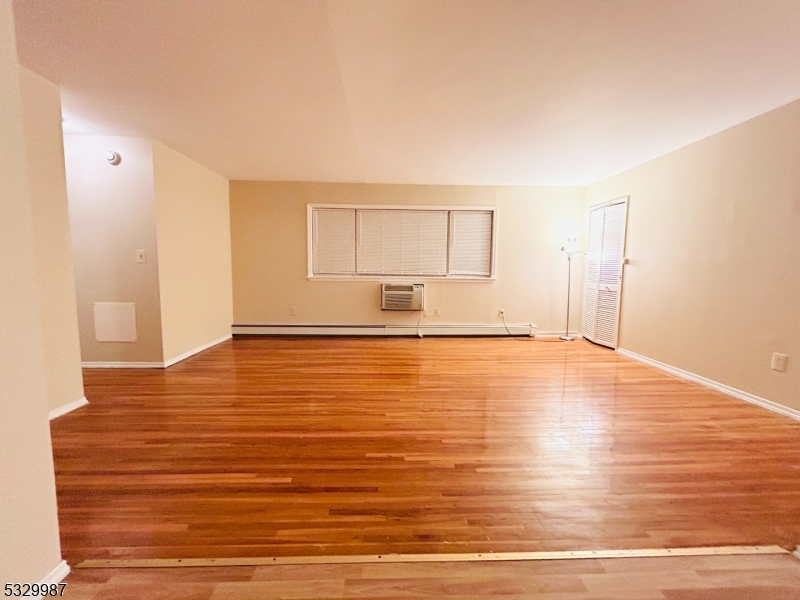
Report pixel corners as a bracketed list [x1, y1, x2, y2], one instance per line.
[76, 545, 789, 569]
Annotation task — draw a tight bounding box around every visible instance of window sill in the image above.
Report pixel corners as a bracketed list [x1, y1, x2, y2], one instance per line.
[307, 275, 497, 282]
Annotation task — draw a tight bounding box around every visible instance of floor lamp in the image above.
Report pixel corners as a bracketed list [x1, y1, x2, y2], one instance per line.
[559, 239, 585, 341]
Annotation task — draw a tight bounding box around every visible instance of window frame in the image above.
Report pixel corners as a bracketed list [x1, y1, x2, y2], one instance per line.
[307, 204, 498, 281]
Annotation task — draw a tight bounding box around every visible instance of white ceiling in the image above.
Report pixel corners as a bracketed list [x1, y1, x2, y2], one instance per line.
[13, 0, 800, 186]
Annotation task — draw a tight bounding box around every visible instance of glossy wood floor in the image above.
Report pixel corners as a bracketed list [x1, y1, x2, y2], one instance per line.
[63, 554, 800, 599]
[52, 338, 800, 563]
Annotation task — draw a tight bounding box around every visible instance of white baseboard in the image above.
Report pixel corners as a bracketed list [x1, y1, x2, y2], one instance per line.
[232, 324, 536, 337]
[234, 325, 385, 336]
[38, 560, 70, 584]
[81, 335, 233, 370]
[48, 397, 88, 421]
[163, 334, 232, 368]
[533, 331, 583, 339]
[617, 348, 800, 421]
[384, 324, 534, 336]
[81, 361, 164, 369]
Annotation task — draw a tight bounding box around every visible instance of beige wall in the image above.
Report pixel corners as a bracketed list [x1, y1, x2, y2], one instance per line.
[19, 67, 85, 412]
[230, 182, 586, 333]
[0, 0, 63, 581]
[153, 141, 233, 361]
[64, 135, 164, 363]
[586, 99, 800, 410]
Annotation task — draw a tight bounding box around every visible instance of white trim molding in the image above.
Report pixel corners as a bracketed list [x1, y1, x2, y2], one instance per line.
[38, 560, 70, 584]
[384, 324, 533, 337]
[587, 195, 631, 211]
[617, 348, 800, 421]
[163, 334, 232, 368]
[307, 275, 497, 282]
[82, 361, 164, 369]
[232, 324, 536, 337]
[81, 336, 232, 369]
[48, 397, 88, 421]
[534, 331, 583, 339]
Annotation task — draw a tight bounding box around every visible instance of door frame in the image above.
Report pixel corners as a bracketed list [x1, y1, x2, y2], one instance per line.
[582, 196, 630, 348]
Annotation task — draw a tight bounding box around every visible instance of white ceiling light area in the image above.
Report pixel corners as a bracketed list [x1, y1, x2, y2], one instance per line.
[13, 0, 800, 185]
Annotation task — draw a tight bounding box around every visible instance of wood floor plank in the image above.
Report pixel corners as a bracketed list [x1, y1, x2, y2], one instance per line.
[52, 337, 800, 563]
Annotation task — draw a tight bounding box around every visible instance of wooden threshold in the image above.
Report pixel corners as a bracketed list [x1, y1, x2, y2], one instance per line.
[76, 545, 790, 569]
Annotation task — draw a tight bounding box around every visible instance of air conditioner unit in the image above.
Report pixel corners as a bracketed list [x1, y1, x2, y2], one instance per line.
[381, 284, 424, 311]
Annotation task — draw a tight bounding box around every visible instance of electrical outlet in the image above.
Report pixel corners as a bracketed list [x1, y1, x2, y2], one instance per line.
[434, 308, 441, 316]
[135, 249, 146, 263]
[771, 353, 788, 372]
[498, 309, 505, 318]
[290, 306, 298, 316]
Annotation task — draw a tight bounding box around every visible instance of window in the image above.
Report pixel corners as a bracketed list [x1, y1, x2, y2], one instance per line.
[448, 210, 493, 277]
[311, 209, 356, 275]
[308, 205, 496, 279]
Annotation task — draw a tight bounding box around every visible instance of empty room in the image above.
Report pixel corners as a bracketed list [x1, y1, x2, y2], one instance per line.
[2, 0, 800, 598]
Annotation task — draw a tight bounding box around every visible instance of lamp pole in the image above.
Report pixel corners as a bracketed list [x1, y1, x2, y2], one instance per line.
[559, 244, 586, 342]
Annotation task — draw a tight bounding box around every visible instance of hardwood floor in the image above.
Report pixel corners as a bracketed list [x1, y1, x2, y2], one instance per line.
[52, 337, 800, 563]
[63, 554, 800, 599]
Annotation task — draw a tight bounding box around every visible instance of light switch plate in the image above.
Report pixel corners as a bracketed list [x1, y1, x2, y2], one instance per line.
[135, 249, 146, 263]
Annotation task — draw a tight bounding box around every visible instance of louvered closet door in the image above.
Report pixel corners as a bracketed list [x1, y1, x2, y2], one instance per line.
[583, 201, 627, 348]
[582, 209, 603, 341]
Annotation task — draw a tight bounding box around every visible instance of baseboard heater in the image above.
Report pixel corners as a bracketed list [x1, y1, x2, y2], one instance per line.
[232, 324, 536, 337]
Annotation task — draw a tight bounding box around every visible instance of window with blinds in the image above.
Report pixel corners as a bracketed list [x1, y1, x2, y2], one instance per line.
[448, 210, 493, 277]
[311, 208, 356, 275]
[308, 205, 495, 279]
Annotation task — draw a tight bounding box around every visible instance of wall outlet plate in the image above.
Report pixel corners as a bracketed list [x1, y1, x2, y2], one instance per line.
[498, 309, 506, 317]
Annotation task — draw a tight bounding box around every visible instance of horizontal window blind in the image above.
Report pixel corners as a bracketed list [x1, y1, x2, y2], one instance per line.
[309, 206, 495, 278]
[312, 208, 356, 275]
[357, 210, 448, 275]
[448, 210, 493, 276]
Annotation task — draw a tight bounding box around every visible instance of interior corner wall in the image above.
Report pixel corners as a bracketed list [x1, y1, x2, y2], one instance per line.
[230, 182, 586, 333]
[64, 135, 164, 363]
[586, 99, 800, 411]
[0, 0, 63, 581]
[19, 66, 84, 412]
[153, 141, 233, 362]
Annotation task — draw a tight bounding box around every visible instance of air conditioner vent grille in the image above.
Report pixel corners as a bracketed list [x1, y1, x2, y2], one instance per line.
[381, 284, 424, 311]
